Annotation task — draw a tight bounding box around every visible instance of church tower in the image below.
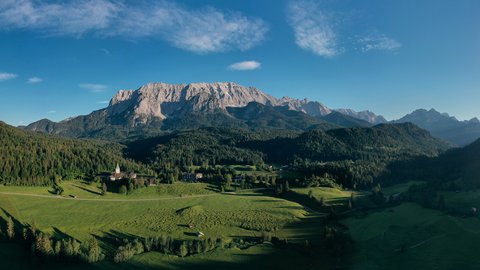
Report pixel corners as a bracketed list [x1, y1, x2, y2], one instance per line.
[115, 163, 120, 174]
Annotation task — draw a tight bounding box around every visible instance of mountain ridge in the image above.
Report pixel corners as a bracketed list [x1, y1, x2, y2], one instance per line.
[24, 82, 385, 139]
[394, 108, 480, 146]
[24, 82, 480, 145]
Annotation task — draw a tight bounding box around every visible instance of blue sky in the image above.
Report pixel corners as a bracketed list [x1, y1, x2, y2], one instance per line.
[0, 0, 479, 126]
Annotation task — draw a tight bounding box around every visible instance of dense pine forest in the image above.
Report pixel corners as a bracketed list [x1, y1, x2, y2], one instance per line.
[0, 121, 451, 189]
[0, 122, 149, 185]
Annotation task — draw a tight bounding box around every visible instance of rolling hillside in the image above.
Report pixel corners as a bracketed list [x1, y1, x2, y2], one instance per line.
[0, 122, 148, 185]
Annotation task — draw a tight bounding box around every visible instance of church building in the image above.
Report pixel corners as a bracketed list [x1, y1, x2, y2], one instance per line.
[109, 163, 137, 181]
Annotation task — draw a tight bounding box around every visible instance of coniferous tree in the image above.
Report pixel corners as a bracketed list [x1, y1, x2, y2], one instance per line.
[119, 185, 127, 195]
[82, 238, 103, 263]
[6, 216, 14, 240]
[101, 182, 107, 196]
[178, 242, 188, 257]
[318, 196, 325, 206]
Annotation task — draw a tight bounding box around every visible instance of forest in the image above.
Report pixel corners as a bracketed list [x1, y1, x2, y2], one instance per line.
[0, 121, 452, 190]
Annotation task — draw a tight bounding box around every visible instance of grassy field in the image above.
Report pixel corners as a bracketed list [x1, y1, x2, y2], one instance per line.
[291, 187, 355, 205]
[382, 181, 425, 195]
[0, 190, 310, 241]
[440, 190, 480, 210]
[287, 187, 370, 213]
[0, 181, 217, 199]
[5, 181, 472, 269]
[0, 181, 335, 269]
[344, 202, 480, 270]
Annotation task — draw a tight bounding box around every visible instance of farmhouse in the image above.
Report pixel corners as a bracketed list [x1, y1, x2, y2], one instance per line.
[109, 163, 137, 181]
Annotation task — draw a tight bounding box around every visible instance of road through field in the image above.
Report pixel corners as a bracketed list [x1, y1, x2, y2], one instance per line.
[0, 191, 220, 202]
[0, 188, 270, 202]
[0, 188, 327, 218]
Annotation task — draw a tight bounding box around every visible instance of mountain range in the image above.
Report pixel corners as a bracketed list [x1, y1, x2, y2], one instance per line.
[24, 82, 381, 139]
[23, 82, 480, 145]
[394, 109, 480, 146]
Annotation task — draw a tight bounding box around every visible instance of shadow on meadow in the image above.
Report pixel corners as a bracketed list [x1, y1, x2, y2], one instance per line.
[0, 208, 25, 237]
[71, 184, 102, 196]
[92, 230, 140, 255]
[51, 227, 75, 241]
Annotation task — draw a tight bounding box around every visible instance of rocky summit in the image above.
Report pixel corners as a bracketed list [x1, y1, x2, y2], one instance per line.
[24, 82, 387, 139]
[107, 82, 335, 124]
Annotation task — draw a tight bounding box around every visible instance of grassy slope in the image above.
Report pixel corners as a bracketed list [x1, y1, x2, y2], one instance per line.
[440, 190, 480, 210]
[0, 181, 216, 199]
[381, 181, 424, 195]
[344, 203, 480, 270]
[291, 187, 354, 205]
[0, 191, 306, 241]
[5, 181, 479, 269]
[0, 183, 333, 269]
[287, 187, 370, 213]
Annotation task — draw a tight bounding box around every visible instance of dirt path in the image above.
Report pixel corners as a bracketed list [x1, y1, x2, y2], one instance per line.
[0, 188, 270, 202]
[0, 191, 220, 202]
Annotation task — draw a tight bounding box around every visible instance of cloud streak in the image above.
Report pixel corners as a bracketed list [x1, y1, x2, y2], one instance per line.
[79, 83, 107, 92]
[358, 33, 402, 52]
[0, 0, 268, 54]
[0, 72, 17, 81]
[228, 61, 261, 71]
[287, 0, 339, 57]
[27, 77, 42, 83]
[286, 0, 401, 57]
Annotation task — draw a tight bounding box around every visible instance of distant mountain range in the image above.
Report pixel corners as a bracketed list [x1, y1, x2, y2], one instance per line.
[24, 82, 384, 139]
[394, 109, 480, 146]
[23, 82, 480, 145]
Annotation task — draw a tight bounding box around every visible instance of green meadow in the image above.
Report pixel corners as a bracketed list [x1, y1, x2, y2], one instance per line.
[344, 201, 480, 270]
[0, 182, 336, 269]
[3, 181, 478, 269]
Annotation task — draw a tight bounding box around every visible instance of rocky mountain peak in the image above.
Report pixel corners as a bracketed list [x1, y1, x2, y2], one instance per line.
[110, 90, 135, 106]
[335, 109, 387, 124]
[106, 82, 280, 123]
[103, 82, 391, 125]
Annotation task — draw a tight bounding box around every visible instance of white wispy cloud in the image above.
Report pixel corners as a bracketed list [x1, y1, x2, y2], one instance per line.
[286, 0, 339, 57]
[358, 33, 402, 52]
[228, 61, 261, 71]
[46, 110, 56, 114]
[0, 72, 17, 81]
[99, 48, 110, 55]
[0, 0, 268, 54]
[0, 0, 119, 37]
[97, 100, 109, 104]
[27, 77, 42, 83]
[79, 83, 107, 92]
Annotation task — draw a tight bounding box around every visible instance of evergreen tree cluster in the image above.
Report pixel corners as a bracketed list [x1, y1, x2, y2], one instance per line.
[1, 216, 104, 263]
[114, 235, 222, 263]
[0, 122, 148, 185]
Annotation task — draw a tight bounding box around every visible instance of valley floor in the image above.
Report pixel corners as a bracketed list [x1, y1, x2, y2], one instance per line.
[1, 181, 480, 269]
[0, 181, 335, 269]
[345, 202, 480, 270]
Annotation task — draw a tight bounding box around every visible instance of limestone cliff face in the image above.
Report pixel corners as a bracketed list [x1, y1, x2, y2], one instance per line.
[278, 97, 331, 116]
[107, 82, 281, 124]
[23, 81, 389, 138]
